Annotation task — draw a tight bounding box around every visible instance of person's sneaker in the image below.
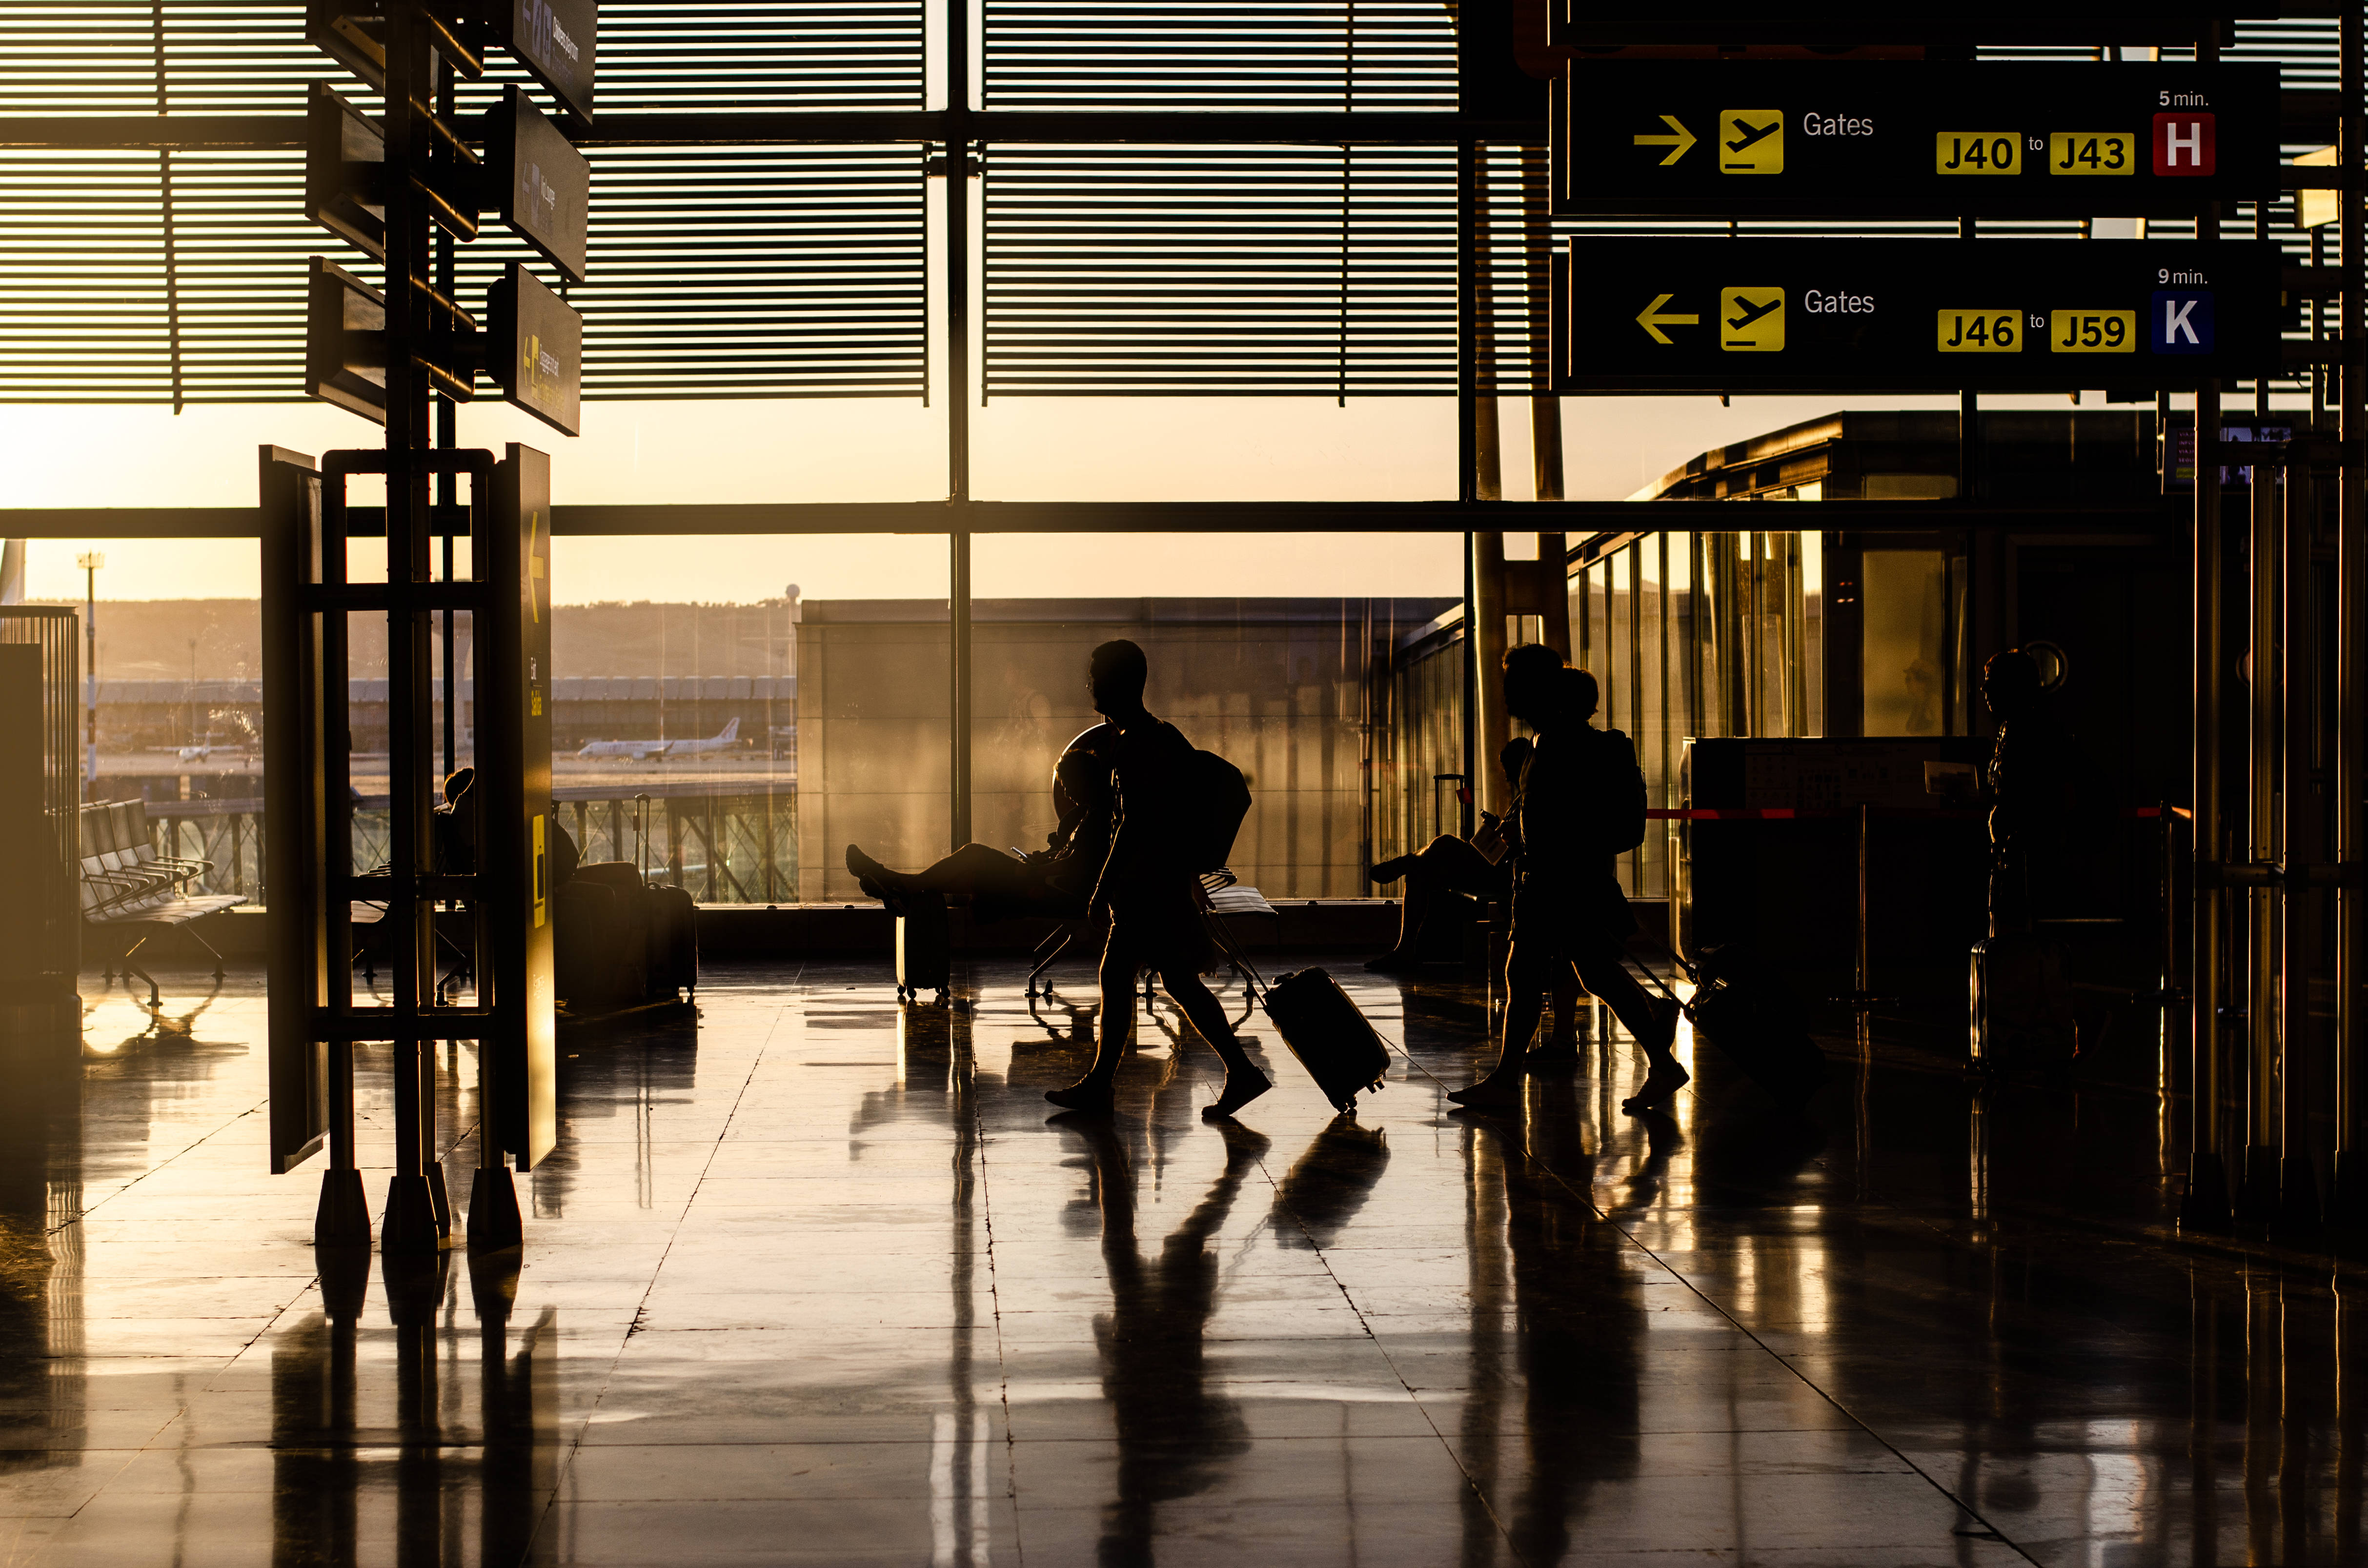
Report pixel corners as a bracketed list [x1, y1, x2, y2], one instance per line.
[1367, 855, 1416, 884]
[1620, 1056, 1690, 1113]
[1045, 1080, 1115, 1116]
[1203, 1066, 1272, 1120]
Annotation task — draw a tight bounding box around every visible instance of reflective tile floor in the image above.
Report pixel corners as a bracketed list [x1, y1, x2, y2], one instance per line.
[0, 957, 2362, 1565]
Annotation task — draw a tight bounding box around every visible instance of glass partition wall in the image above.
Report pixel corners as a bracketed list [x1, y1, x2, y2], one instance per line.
[1569, 530, 1826, 898]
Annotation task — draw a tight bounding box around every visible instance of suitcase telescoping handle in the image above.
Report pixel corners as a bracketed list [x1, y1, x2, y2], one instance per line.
[1197, 902, 1386, 1105]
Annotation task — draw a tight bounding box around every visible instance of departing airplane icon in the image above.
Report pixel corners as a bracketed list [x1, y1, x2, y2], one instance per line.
[1725, 117, 1780, 153]
[1726, 295, 1780, 331]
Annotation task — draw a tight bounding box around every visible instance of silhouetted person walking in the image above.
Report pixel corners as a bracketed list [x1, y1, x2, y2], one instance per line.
[1047, 640, 1270, 1119]
[1365, 735, 1586, 1054]
[1450, 649, 1681, 1111]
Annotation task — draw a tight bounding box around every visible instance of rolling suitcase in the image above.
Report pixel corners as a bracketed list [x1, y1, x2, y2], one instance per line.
[646, 883, 699, 999]
[1202, 910, 1390, 1113]
[1259, 967, 1393, 1114]
[1634, 941, 1827, 1106]
[896, 892, 950, 1001]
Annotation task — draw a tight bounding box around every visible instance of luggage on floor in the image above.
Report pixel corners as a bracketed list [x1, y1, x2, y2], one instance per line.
[556, 879, 636, 1008]
[646, 882, 700, 998]
[896, 892, 950, 1000]
[565, 862, 651, 1007]
[1199, 908, 1390, 1114]
[1635, 942, 1826, 1106]
[1257, 966, 1393, 1114]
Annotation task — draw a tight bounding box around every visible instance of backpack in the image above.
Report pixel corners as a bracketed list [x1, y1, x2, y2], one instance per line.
[1588, 726, 1648, 855]
[1185, 749, 1253, 873]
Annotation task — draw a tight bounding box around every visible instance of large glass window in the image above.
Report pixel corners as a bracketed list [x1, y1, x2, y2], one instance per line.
[1861, 548, 1951, 737]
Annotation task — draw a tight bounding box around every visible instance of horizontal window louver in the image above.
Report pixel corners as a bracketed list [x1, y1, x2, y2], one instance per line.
[0, 1, 927, 403]
[982, 0, 1457, 112]
[983, 144, 1461, 397]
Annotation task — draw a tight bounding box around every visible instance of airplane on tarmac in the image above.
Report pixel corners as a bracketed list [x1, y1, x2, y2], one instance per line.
[575, 717, 742, 763]
[152, 743, 248, 764]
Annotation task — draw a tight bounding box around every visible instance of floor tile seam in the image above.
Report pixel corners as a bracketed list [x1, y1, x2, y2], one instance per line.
[1527, 1159, 2047, 1568]
[1247, 1142, 1532, 1566]
[43, 1097, 276, 1239]
[957, 1044, 1028, 1565]
[534, 999, 792, 1558]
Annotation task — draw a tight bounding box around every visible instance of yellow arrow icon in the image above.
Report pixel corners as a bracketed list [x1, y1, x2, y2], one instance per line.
[1633, 115, 1698, 166]
[1635, 294, 1700, 345]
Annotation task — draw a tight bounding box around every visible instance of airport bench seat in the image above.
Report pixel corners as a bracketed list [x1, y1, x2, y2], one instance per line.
[1025, 869, 1276, 996]
[78, 800, 243, 982]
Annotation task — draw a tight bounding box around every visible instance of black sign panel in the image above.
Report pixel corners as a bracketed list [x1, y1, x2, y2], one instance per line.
[1551, 0, 2341, 46]
[304, 255, 388, 422]
[482, 85, 589, 282]
[1552, 63, 2278, 218]
[486, 262, 583, 436]
[303, 84, 387, 257]
[484, 0, 597, 123]
[1555, 240, 2283, 392]
[487, 443, 557, 1170]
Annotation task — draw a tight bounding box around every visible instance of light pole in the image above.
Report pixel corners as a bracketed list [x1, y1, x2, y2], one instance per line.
[75, 551, 102, 799]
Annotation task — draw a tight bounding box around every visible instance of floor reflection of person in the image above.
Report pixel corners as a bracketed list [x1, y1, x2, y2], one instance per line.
[1046, 640, 1269, 1120]
[1057, 1109, 1261, 1566]
[848, 724, 1117, 922]
[1468, 1101, 1644, 1565]
[1451, 651, 1682, 1112]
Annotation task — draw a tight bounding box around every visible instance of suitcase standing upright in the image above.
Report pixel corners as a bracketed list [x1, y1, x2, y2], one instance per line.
[1255, 967, 1393, 1114]
[567, 862, 650, 1005]
[645, 883, 700, 999]
[555, 879, 629, 1008]
[895, 892, 950, 1001]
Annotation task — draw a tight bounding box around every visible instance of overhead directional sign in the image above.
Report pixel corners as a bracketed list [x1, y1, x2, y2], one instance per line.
[1554, 240, 2283, 392]
[481, 85, 589, 281]
[1551, 0, 2342, 46]
[1551, 63, 2278, 218]
[441, 0, 598, 123]
[487, 262, 584, 436]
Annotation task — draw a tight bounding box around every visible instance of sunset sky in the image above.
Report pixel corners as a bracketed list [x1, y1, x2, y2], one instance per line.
[3, 387, 2011, 604]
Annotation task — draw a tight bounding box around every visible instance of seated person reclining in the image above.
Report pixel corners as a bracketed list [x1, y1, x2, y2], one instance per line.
[844, 724, 1116, 923]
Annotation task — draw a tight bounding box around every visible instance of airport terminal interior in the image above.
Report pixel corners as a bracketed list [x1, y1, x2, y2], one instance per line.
[9, 0, 2368, 1563]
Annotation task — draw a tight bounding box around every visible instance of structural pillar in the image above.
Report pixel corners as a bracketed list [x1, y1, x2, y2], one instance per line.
[2336, 5, 2368, 1229]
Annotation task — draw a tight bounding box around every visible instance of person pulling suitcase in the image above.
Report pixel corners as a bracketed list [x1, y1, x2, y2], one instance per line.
[1448, 648, 1683, 1113]
[1044, 639, 1272, 1122]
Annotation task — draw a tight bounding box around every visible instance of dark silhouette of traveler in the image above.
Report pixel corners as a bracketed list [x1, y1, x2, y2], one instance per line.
[1973, 647, 2080, 1065]
[1365, 735, 1586, 1054]
[1981, 648, 2076, 935]
[1054, 1108, 1258, 1566]
[1046, 640, 1270, 1120]
[432, 766, 476, 873]
[846, 723, 1118, 921]
[1450, 649, 1681, 1111]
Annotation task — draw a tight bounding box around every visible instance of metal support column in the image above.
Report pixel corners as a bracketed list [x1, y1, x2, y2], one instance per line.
[379, 3, 441, 1255]
[2338, 4, 2368, 1227]
[2282, 457, 2322, 1232]
[1471, 531, 1510, 819]
[944, 0, 972, 854]
[2184, 15, 2233, 1231]
[2242, 442, 2281, 1226]
[2187, 381, 2232, 1229]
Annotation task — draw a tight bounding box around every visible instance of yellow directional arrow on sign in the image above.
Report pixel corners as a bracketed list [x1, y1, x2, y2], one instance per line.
[1635, 294, 1700, 345]
[1633, 115, 1698, 166]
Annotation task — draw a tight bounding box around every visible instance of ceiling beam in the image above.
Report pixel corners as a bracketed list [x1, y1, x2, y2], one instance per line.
[0, 498, 2177, 539]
